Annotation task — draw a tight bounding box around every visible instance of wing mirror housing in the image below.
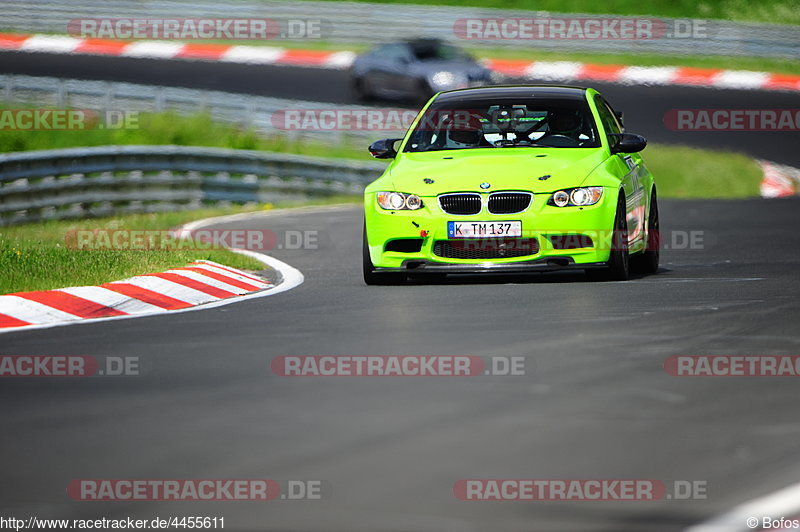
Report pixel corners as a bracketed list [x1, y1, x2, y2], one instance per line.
[368, 138, 402, 159]
[609, 133, 647, 154]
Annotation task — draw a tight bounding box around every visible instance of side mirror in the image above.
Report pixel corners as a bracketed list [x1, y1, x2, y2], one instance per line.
[368, 138, 402, 159]
[609, 133, 646, 154]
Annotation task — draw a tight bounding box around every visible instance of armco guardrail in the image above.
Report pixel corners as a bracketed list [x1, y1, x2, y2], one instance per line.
[3, 0, 799, 58]
[1, 74, 396, 148]
[0, 145, 386, 225]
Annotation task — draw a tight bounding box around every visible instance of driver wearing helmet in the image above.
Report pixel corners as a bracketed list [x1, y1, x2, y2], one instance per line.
[447, 127, 482, 147]
[444, 113, 486, 148]
[545, 109, 583, 140]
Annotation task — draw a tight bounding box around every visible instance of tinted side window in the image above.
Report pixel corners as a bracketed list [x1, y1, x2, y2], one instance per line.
[602, 99, 624, 132]
[594, 95, 623, 136]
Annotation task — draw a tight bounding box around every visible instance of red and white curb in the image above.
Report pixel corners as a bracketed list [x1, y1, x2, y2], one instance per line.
[759, 160, 800, 198]
[484, 59, 800, 91]
[0, 251, 304, 333]
[1, 32, 799, 92]
[0, 33, 356, 68]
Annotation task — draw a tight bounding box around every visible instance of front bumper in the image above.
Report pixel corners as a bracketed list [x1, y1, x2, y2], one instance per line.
[364, 188, 618, 270]
[375, 257, 606, 275]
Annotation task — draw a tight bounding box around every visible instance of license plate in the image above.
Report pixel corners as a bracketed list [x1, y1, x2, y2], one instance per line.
[448, 221, 522, 238]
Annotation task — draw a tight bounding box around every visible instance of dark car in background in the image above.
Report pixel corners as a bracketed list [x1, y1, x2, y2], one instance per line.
[350, 39, 495, 102]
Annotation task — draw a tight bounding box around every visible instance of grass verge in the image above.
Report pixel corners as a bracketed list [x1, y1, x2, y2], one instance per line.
[0, 196, 358, 294]
[644, 144, 762, 198]
[0, 108, 366, 159]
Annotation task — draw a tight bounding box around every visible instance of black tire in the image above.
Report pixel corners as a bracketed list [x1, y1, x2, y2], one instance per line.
[630, 189, 660, 275]
[351, 76, 372, 102]
[586, 193, 630, 282]
[363, 226, 406, 285]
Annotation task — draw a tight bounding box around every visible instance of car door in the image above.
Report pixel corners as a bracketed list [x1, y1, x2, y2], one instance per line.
[367, 44, 413, 99]
[595, 95, 646, 246]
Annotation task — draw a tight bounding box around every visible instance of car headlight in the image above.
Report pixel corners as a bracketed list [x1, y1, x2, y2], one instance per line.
[552, 190, 570, 207]
[429, 71, 467, 89]
[548, 187, 603, 207]
[430, 71, 455, 87]
[377, 192, 424, 210]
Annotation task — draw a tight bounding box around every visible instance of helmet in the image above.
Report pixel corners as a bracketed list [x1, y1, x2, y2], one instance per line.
[547, 109, 582, 136]
[448, 128, 481, 145]
[444, 112, 484, 147]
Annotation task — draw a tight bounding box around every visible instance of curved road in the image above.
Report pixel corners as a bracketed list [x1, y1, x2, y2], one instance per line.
[2, 51, 800, 165]
[2, 199, 800, 531]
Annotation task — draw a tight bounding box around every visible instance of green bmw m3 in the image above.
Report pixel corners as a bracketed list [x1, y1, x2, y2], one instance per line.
[363, 85, 660, 285]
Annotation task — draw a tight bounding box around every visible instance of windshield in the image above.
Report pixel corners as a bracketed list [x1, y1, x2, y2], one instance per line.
[404, 97, 601, 152]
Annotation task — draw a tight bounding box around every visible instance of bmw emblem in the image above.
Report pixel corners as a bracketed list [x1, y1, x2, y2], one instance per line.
[480, 182, 491, 190]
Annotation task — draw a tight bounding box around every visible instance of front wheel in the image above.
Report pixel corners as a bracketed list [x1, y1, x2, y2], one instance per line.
[630, 189, 660, 274]
[586, 194, 630, 282]
[351, 76, 372, 102]
[363, 227, 406, 285]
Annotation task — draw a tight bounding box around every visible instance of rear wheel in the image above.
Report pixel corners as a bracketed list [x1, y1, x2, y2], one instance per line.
[631, 189, 660, 275]
[363, 226, 406, 285]
[586, 194, 630, 282]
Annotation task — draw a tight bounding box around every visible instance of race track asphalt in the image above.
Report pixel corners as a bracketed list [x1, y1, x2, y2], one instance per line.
[2, 198, 799, 531]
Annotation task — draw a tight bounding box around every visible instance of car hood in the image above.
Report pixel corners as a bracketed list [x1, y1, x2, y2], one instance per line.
[388, 148, 608, 195]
